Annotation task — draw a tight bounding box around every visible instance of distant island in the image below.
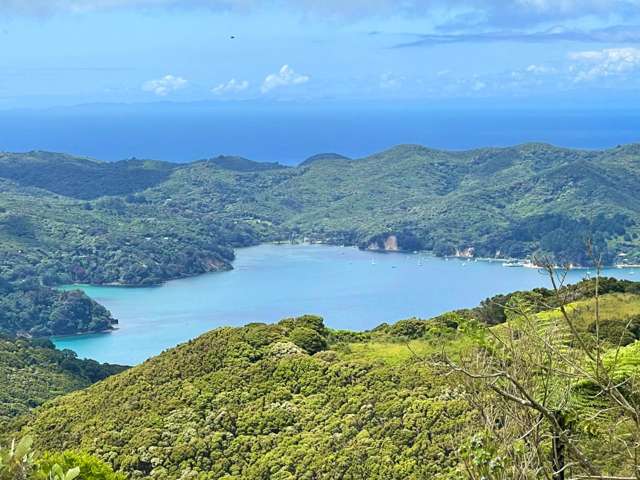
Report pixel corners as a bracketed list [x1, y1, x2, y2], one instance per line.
[0, 143, 639, 335]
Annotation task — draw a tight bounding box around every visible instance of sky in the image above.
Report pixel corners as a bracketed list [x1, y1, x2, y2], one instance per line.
[1, 1, 640, 109]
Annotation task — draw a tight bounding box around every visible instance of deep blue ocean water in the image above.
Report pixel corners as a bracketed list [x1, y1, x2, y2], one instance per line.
[2, 103, 639, 164]
[54, 244, 640, 365]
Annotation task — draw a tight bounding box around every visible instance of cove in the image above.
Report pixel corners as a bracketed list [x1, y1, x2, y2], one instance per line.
[54, 244, 639, 365]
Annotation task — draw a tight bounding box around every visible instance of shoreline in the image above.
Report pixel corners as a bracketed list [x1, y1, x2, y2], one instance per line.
[60, 241, 639, 291]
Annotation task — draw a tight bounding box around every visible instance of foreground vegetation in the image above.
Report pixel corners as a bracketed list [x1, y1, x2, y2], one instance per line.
[3, 277, 640, 478]
[0, 435, 124, 480]
[9, 314, 472, 479]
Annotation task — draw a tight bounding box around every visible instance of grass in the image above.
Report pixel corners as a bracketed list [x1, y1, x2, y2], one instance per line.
[537, 293, 640, 331]
[340, 340, 436, 365]
[339, 293, 640, 367]
[340, 336, 472, 365]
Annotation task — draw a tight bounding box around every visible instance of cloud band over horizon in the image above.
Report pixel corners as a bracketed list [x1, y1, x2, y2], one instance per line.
[4, 0, 640, 29]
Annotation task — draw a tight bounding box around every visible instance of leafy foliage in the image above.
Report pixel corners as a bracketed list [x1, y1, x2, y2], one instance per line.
[12, 316, 471, 479]
[0, 435, 122, 480]
[0, 436, 33, 480]
[0, 280, 117, 337]
[0, 336, 126, 428]
[35, 452, 125, 480]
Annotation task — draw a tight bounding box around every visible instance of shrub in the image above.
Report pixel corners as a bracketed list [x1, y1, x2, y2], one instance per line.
[389, 318, 428, 339]
[288, 327, 328, 354]
[279, 315, 327, 335]
[588, 316, 640, 346]
[35, 451, 125, 480]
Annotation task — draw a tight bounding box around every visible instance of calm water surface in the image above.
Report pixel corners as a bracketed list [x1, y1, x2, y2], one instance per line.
[54, 244, 639, 365]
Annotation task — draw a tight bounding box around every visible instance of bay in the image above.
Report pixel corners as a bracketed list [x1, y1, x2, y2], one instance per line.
[53, 244, 639, 365]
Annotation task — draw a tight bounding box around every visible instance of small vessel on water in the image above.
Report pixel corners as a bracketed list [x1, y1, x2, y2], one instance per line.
[502, 261, 525, 267]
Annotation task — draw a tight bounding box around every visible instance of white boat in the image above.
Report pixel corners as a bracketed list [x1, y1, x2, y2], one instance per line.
[502, 261, 524, 267]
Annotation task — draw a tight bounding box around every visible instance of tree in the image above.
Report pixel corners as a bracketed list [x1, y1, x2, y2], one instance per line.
[447, 251, 640, 479]
[289, 327, 327, 354]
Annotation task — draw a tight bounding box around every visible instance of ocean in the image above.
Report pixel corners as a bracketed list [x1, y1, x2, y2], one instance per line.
[1, 102, 638, 164]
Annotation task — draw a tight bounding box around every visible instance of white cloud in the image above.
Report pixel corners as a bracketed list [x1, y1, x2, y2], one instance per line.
[142, 74, 188, 96]
[525, 64, 556, 74]
[211, 78, 249, 95]
[569, 47, 640, 81]
[7, 0, 640, 31]
[261, 65, 309, 93]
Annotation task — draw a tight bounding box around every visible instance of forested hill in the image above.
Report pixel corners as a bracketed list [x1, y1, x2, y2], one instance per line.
[0, 280, 117, 337]
[9, 278, 640, 479]
[1, 142, 639, 296]
[0, 336, 126, 429]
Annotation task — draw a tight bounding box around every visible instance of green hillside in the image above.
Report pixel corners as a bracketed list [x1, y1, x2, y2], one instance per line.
[0, 280, 117, 337]
[2, 143, 639, 279]
[0, 336, 126, 429]
[0, 151, 175, 200]
[9, 315, 473, 479]
[8, 280, 640, 479]
[1, 143, 639, 335]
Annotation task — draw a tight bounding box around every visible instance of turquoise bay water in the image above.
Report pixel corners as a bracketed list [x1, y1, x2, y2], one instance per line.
[54, 244, 639, 365]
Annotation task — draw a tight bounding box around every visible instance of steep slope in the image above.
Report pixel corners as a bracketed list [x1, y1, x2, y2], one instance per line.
[11, 281, 640, 479]
[0, 177, 241, 287]
[281, 143, 640, 261]
[14, 316, 471, 479]
[0, 336, 126, 429]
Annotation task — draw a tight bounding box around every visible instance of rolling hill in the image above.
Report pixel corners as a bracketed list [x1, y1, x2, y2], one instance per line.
[0, 143, 639, 335]
[0, 336, 126, 430]
[8, 279, 640, 479]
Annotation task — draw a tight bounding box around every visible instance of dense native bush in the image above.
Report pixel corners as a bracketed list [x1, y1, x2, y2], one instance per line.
[12, 316, 472, 479]
[4, 289, 640, 478]
[0, 279, 117, 337]
[288, 326, 328, 354]
[474, 277, 640, 326]
[0, 336, 127, 427]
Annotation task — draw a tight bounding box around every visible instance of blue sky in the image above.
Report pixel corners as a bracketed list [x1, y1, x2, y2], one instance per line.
[1, 1, 640, 108]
